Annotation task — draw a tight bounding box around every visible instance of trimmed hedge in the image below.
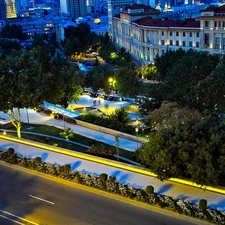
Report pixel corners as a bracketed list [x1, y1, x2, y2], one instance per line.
[7, 147, 14, 155]
[0, 148, 224, 224]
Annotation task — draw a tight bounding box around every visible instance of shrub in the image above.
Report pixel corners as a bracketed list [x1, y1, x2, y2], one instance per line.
[44, 137, 49, 143]
[7, 148, 14, 155]
[59, 128, 74, 140]
[64, 164, 71, 173]
[73, 172, 82, 183]
[99, 173, 108, 182]
[34, 156, 42, 164]
[199, 199, 207, 211]
[145, 185, 154, 195]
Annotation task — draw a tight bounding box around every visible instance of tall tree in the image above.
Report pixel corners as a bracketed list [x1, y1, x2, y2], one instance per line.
[135, 103, 225, 186]
[0, 50, 82, 138]
[115, 65, 142, 97]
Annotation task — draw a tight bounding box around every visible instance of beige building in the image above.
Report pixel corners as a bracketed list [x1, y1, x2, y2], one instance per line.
[5, 0, 16, 18]
[112, 4, 225, 64]
[200, 5, 225, 54]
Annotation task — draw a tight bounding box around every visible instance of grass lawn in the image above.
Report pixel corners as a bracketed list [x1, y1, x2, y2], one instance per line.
[1, 123, 134, 161]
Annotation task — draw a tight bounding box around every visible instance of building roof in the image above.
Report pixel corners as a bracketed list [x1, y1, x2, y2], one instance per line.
[201, 4, 225, 13]
[121, 4, 160, 15]
[215, 4, 225, 13]
[132, 17, 200, 28]
[127, 4, 154, 11]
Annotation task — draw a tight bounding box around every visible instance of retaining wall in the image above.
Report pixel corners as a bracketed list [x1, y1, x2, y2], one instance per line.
[75, 119, 148, 144]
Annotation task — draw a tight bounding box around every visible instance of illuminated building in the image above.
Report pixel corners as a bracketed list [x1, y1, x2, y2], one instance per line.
[5, 0, 17, 18]
[112, 4, 225, 64]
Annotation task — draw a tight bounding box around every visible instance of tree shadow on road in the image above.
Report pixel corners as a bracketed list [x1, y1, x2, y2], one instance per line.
[156, 184, 173, 194]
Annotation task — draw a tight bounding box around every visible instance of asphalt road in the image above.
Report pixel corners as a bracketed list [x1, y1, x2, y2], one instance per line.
[0, 163, 210, 225]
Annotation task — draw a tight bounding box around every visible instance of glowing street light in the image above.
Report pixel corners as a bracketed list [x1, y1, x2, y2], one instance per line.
[108, 77, 116, 96]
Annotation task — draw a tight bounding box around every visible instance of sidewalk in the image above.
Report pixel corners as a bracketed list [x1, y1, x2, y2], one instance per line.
[0, 96, 142, 152]
[0, 138, 225, 212]
[1, 97, 225, 212]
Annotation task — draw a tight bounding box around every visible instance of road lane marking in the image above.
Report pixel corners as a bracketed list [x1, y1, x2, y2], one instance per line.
[0, 214, 25, 225]
[0, 209, 39, 225]
[29, 194, 55, 205]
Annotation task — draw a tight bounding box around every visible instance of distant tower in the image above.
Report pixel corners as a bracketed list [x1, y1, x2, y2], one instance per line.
[60, 0, 86, 18]
[5, 0, 17, 18]
[0, 0, 7, 20]
[108, 0, 133, 40]
[87, 0, 100, 13]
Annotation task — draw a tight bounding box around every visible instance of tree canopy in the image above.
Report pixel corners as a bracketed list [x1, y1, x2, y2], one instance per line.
[0, 23, 27, 40]
[135, 101, 225, 186]
[0, 48, 82, 138]
[115, 65, 142, 97]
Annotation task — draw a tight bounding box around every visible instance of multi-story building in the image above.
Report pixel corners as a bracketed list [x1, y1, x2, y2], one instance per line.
[7, 14, 69, 38]
[200, 4, 225, 54]
[60, 0, 86, 19]
[0, 0, 6, 20]
[108, 0, 133, 39]
[5, 0, 17, 18]
[112, 4, 225, 64]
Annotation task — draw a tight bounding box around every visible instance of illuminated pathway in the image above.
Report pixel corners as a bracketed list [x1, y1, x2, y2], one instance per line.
[0, 138, 225, 212]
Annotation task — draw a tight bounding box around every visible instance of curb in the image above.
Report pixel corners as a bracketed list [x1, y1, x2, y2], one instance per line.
[0, 161, 212, 225]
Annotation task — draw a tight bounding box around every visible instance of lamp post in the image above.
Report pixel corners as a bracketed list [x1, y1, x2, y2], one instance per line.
[62, 112, 66, 130]
[26, 108, 29, 124]
[135, 127, 139, 150]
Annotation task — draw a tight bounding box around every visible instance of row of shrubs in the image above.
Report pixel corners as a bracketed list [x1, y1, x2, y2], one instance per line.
[79, 113, 135, 135]
[1, 147, 225, 224]
[86, 144, 114, 159]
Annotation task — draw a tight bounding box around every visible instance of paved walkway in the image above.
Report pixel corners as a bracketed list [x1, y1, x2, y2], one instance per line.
[0, 96, 142, 151]
[0, 139, 225, 212]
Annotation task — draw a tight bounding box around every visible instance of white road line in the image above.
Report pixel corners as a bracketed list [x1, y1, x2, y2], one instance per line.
[0, 214, 25, 225]
[29, 194, 55, 205]
[0, 209, 39, 225]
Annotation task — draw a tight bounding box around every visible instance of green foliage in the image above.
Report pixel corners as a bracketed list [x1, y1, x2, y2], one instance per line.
[115, 66, 142, 97]
[145, 185, 154, 194]
[154, 48, 186, 80]
[0, 48, 82, 138]
[34, 156, 42, 164]
[7, 148, 14, 155]
[136, 63, 158, 80]
[86, 144, 113, 159]
[136, 102, 225, 186]
[59, 128, 74, 140]
[64, 164, 71, 173]
[80, 109, 134, 134]
[0, 23, 27, 40]
[154, 49, 225, 113]
[0, 39, 21, 55]
[63, 24, 91, 57]
[99, 173, 108, 182]
[84, 65, 110, 91]
[44, 137, 50, 143]
[199, 199, 207, 211]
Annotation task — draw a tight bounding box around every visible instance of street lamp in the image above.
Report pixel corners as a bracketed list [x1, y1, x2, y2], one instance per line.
[108, 77, 116, 97]
[26, 108, 29, 124]
[135, 127, 139, 150]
